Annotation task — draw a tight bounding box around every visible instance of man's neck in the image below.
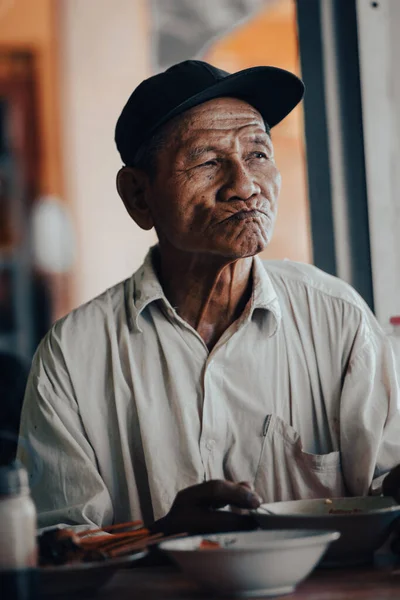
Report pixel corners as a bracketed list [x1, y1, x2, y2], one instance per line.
[155, 244, 254, 351]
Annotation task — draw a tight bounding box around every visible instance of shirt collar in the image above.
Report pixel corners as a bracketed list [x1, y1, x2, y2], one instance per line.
[127, 246, 166, 332]
[127, 246, 282, 335]
[246, 255, 282, 336]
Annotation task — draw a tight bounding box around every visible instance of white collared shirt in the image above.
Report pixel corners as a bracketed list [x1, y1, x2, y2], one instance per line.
[18, 248, 400, 528]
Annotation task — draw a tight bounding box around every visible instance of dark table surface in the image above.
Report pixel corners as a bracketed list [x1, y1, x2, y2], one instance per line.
[80, 563, 400, 600]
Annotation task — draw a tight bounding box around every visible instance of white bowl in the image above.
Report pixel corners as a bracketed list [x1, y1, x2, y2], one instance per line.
[255, 496, 400, 565]
[159, 529, 339, 597]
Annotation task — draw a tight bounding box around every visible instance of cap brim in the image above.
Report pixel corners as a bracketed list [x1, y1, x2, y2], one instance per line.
[149, 65, 304, 137]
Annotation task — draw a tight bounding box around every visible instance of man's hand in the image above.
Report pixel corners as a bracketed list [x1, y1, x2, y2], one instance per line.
[151, 479, 262, 535]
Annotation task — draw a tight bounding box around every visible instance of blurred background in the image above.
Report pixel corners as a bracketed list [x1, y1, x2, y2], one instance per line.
[1, 0, 400, 451]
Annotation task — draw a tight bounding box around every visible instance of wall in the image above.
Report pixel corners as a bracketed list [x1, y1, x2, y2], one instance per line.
[356, 0, 400, 325]
[0, 0, 62, 196]
[58, 0, 157, 307]
[0, 0, 71, 325]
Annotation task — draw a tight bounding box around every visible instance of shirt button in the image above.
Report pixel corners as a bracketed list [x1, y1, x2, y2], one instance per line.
[206, 439, 215, 451]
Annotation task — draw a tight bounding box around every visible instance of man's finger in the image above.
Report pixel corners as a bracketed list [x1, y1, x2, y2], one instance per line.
[187, 510, 258, 534]
[174, 479, 262, 510]
[160, 508, 259, 535]
[237, 481, 256, 492]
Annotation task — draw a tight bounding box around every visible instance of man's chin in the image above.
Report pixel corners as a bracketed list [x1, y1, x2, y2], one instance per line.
[162, 227, 273, 260]
[217, 223, 273, 258]
[222, 231, 272, 259]
[211, 240, 269, 260]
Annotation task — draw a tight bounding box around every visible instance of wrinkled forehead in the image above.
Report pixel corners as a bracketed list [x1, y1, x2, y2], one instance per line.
[172, 97, 269, 150]
[181, 96, 265, 131]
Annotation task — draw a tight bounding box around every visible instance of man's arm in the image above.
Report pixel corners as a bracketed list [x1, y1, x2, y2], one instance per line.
[18, 332, 260, 535]
[339, 317, 400, 497]
[17, 336, 114, 530]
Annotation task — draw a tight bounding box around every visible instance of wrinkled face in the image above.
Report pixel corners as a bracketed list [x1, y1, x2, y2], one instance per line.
[146, 97, 281, 259]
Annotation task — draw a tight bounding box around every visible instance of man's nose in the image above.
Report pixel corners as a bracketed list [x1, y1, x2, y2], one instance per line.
[219, 161, 261, 201]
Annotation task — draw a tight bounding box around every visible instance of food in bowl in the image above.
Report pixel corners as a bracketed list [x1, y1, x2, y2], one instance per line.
[322, 498, 363, 514]
[198, 539, 222, 550]
[254, 496, 400, 565]
[328, 508, 363, 515]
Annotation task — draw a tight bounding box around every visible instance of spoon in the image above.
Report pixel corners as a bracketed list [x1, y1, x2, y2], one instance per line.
[251, 505, 276, 516]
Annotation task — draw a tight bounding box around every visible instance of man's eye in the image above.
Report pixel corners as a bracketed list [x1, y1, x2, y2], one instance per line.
[199, 159, 218, 167]
[251, 152, 268, 159]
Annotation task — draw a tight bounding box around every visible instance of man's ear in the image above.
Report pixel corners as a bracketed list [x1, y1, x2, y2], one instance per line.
[116, 167, 154, 230]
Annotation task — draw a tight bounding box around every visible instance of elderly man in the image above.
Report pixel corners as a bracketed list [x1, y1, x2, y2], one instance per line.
[18, 60, 400, 534]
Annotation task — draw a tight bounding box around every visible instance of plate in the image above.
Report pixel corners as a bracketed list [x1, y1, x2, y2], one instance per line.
[39, 549, 147, 597]
[254, 496, 400, 566]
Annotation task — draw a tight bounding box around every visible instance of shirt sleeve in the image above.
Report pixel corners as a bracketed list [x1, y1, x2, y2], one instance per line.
[340, 311, 400, 496]
[17, 331, 114, 530]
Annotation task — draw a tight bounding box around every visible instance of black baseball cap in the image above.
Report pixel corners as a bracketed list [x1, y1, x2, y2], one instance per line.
[115, 60, 305, 166]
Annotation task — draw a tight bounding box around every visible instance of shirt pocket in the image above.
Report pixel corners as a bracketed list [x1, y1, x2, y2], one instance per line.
[254, 414, 346, 502]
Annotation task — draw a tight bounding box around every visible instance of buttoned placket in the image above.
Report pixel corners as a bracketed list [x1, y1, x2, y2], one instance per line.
[199, 313, 256, 481]
[160, 299, 255, 482]
[201, 356, 223, 479]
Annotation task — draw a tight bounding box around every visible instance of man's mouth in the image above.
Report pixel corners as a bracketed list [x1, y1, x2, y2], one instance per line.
[227, 209, 265, 221]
